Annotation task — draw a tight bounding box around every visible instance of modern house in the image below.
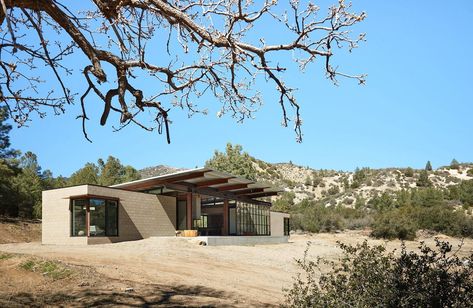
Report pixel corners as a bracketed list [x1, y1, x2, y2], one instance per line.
[42, 168, 290, 245]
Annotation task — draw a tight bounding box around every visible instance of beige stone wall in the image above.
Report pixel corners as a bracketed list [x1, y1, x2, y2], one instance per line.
[42, 186, 88, 245]
[42, 185, 177, 245]
[270, 211, 290, 237]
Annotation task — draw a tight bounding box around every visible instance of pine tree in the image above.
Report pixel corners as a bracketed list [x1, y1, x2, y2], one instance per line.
[450, 159, 460, 170]
[205, 143, 257, 181]
[425, 161, 433, 171]
[14, 152, 44, 218]
[0, 107, 20, 216]
[69, 157, 140, 187]
[68, 163, 100, 185]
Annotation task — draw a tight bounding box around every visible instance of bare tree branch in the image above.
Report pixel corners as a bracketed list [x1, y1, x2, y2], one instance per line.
[0, 0, 366, 143]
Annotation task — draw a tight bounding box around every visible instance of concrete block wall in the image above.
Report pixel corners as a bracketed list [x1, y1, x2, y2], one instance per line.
[270, 211, 290, 237]
[42, 186, 88, 245]
[42, 185, 177, 245]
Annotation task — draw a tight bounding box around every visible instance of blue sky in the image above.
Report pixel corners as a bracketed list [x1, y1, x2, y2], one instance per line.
[9, 1, 473, 176]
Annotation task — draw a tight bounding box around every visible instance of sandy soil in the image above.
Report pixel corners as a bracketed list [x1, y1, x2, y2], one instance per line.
[0, 217, 41, 244]
[1, 230, 473, 307]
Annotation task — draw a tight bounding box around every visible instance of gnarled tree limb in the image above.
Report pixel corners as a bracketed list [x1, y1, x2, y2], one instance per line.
[0, 0, 366, 143]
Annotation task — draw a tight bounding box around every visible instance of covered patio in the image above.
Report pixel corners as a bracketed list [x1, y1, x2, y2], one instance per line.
[112, 168, 281, 237]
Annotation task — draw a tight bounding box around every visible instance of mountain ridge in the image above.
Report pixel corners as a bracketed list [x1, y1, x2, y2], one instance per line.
[139, 159, 473, 207]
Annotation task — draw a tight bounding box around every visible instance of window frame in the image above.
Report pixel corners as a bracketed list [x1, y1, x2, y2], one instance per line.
[283, 217, 290, 236]
[70, 197, 119, 237]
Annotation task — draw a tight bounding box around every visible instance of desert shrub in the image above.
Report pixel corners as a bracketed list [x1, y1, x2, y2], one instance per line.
[415, 206, 473, 237]
[327, 185, 340, 196]
[0, 253, 13, 260]
[19, 259, 72, 280]
[354, 196, 366, 209]
[283, 179, 296, 189]
[409, 187, 445, 207]
[344, 197, 354, 205]
[273, 192, 296, 212]
[445, 175, 461, 184]
[450, 159, 460, 170]
[351, 167, 370, 189]
[368, 192, 396, 210]
[293, 201, 370, 233]
[300, 204, 344, 232]
[416, 170, 432, 187]
[467, 169, 473, 177]
[312, 176, 322, 187]
[283, 240, 473, 308]
[371, 204, 473, 240]
[448, 180, 473, 207]
[371, 207, 417, 240]
[404, 167, 414, 177]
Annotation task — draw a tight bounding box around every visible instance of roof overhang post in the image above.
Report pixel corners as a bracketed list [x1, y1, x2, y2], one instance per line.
[186, 192, 192, 230]
[223, 199, 229, 236]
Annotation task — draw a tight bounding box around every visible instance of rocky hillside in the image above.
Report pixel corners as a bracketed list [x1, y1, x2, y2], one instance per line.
[140, 159, 473, 208]
[139, 165, 186, 179]
[258, 163, 473, 206]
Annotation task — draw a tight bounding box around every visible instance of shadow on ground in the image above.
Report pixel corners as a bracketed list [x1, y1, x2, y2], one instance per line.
[0, 283, 244, 307]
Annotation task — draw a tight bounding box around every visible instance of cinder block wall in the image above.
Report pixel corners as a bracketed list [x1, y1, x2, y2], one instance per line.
[42, 185, 177, 245]
[42, 186, 88, 245]
[270, 211, 290, 237]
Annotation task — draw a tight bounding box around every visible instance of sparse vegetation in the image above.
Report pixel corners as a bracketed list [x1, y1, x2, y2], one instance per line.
[0, 253, 13, 260]
[404, 167, 414, 177]
[450, 159, 460, 170]
[19, 258, 72, 280]
[284, 239, 473, 307]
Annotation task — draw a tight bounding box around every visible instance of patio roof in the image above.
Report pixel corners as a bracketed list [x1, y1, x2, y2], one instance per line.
[111, 167, 281, 202]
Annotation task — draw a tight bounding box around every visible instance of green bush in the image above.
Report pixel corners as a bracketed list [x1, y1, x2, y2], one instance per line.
[0, 253, 13, 260]
[283, 240, 473, 307]
[371, 207, 417, 240]
[19, 259, 72, 280]
[371, 204, 473, 240]
[292, 201, 371, 233]
[327, 185, 340, 196]
[449, 180, 473, 206]
[416, 170, 432, 187]
[404, 167, 414, 177]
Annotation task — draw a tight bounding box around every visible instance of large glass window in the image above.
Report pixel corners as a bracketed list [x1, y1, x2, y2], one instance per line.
[89, 199, 106, 236]
[72, 199, 87, 236]
[284, 217, 290, 236]
[71, 198, 119, 237]
[177, 200, 187, 230]
[106, 200, 118, 236]
[236, 202, 270, 236]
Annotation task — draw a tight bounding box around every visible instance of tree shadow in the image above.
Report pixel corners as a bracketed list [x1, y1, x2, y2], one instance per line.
[0, 282, 252, 307]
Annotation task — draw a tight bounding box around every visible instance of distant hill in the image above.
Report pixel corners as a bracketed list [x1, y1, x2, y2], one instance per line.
[251, 160, 473, 206]
[140, 158, 473, 208]
[139, 165, 187, 179]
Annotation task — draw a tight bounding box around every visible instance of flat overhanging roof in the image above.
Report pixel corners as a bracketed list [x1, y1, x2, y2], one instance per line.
[111, 167, 281, 202]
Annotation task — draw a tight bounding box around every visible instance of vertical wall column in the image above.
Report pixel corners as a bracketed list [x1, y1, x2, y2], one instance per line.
[86, 207, 90, 237]
[186, 192, 192, 230]
[223, 199, 229, 236]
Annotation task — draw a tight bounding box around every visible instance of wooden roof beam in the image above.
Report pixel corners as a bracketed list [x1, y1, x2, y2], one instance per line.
[194, 177, 234, 187]
[217, 183, 250, 191]
[165, 171, 208, 183]
[233, 187, 269, 195]
[245, 191, 279, 198]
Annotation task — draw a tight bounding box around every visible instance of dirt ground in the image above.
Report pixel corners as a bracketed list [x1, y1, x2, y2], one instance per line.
[0, 217, 41, 244]
[1, 227, 473, 307]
